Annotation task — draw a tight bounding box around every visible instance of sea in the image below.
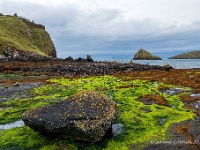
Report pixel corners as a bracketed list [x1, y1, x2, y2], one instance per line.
[94, 57, 200, 69]
[61, 52, 200, 69]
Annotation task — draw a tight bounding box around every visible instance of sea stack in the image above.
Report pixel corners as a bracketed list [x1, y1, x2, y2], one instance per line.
[133, 49, 162, 60]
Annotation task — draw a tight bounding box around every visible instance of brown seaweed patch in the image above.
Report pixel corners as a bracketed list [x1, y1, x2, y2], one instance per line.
[140, 94, 170, 107]
[158, 86, 170, 91]
[180, 95, 200, 116]
[173, 122, 200, 149]
[179, 95, 199, 103]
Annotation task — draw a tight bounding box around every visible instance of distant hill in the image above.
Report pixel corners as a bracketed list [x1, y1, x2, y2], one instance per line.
[0, 13, 56, 60]
[133, 49, 162, 60]
[169, 50, 200, 59]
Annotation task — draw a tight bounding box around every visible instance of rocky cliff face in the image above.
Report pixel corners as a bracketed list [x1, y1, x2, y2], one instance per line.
[133, 49, 162, 60]
[169, 50, 200, 59]
[0, 14, 56, 60]
[1, 48, 49, 61]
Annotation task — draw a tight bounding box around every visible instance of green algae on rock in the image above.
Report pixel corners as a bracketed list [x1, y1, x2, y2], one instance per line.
[22, 90, 120, 142]
[0, 75, 195, 149]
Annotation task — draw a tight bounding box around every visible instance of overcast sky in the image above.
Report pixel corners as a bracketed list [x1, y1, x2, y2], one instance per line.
[0, 0, 200, 59]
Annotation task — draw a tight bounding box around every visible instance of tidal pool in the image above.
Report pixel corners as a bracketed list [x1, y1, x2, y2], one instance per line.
[0, 120, 24, 130]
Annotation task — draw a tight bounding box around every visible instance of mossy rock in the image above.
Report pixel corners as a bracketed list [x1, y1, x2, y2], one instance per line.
[133, 49, 162, 60]
[22, 90, 120, 142]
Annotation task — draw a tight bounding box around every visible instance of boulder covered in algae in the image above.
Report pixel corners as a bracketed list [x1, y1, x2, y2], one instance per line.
[22, 90, 120, 142]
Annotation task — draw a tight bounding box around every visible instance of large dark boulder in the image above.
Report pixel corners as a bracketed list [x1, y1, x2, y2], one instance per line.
[22, 90, 120, 142]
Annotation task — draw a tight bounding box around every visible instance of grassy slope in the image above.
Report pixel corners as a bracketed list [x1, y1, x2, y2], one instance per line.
[170, 50, 200, 59]
[0, 15, 55, 57]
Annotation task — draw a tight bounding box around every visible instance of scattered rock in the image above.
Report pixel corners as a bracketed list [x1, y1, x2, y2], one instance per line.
[162, 64, 173, 71]
[0, 60, 173, 76]
[22, 90, 120, 142]
[86, 54, 94, 62]
[64, 56, 74, 61]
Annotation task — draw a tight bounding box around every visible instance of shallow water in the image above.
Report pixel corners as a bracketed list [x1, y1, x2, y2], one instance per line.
[112, 123, 124, 137]
[131, 59, 200, 69]
[162, 88, 190, 95]
[0, 120, 24, 130]
[95, 58, 200, 69]
[0, 82, 43, 102]
[191, 93, 200, 97]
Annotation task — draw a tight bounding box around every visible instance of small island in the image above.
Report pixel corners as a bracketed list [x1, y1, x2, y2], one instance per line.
[133, 49, 162, 60]
[169, 50, 200, 59]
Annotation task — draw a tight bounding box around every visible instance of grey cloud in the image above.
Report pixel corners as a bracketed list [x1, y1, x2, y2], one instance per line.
[0, 0, 200, 58]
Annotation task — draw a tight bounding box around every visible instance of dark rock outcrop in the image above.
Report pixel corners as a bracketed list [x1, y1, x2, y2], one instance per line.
[133, 49, 162, 60]
[22, 90, 120, 142]
[86, 54, 94, 62]
[64, 56, 74, 61]
[0, 60, 173, 76]
[169, 50, 200, 59]
[162, 64, 173, 71]
[2, 48, 49, 61]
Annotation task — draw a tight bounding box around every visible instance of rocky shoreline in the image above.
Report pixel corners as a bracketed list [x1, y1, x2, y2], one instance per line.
[0, 59, 200, 150]
[0, 59, 172, 78]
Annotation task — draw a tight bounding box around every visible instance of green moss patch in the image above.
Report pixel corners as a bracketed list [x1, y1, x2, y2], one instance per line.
[0, 75, 194, 149]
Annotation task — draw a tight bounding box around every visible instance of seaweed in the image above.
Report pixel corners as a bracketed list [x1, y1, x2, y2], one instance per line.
[0, 75, 195, 149]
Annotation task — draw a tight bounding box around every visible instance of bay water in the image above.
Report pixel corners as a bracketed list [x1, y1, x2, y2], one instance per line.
[94, 58, 200, 69]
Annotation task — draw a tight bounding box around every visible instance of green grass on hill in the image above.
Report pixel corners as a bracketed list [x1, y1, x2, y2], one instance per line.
[0, 15, 55, 57]
[170, 50, 200, 59]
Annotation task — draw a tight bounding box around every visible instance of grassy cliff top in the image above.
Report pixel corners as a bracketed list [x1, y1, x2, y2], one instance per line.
[169, 50, 200, 59]
[0, 14, 56, 58]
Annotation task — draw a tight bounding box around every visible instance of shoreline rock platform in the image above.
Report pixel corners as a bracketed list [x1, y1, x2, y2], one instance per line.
[0, 59, 172, 78]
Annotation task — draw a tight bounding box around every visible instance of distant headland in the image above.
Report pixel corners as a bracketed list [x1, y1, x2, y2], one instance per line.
[0, 13, 56, 60]
[169, 50, 200, 59]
